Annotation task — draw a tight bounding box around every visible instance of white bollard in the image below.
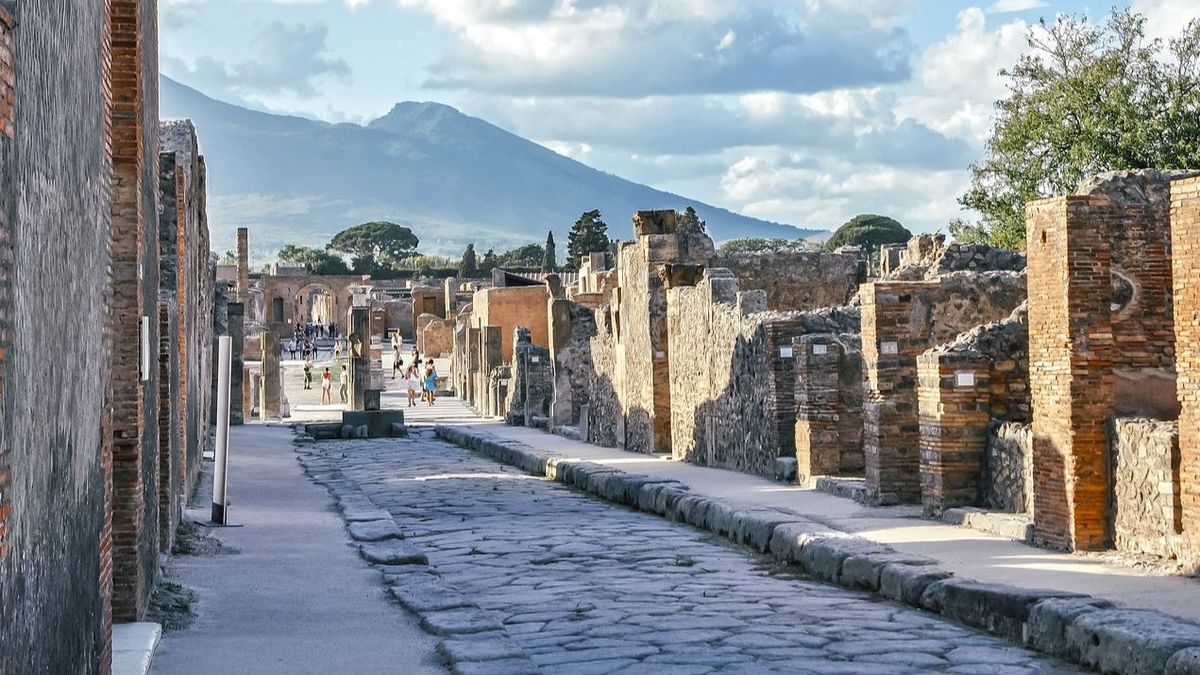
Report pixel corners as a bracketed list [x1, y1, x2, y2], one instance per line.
[212, 336, 232, 524]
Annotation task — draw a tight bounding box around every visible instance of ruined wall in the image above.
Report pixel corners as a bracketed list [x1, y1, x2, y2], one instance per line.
[419, 318, 454, 358]
[0, 2, 116, 671]
[1111, 418, 1181, 557]
[582, 308, 623, 448]
[471, 285, 550, 362]
[794, 333, 864, 482]
[711, 251, 860, 311]
[985, 422, 1034, 514]
[1174, 176, 1200, 548]
[548, 299, 599, 428]
[505, 328, 553, 426]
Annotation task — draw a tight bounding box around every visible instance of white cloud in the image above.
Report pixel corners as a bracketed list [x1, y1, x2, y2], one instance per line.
[1133, 0, 1200, 41]
[986, 0, 1048, 13]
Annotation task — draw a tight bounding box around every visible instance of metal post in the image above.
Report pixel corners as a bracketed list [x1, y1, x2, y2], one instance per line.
[212, 336, 232, 524]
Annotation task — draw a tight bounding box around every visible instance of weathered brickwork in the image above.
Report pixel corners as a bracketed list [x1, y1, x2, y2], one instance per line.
[0, 5, 13, 139]
[794, 333, 864, 483]
[235, 226, 248, 303]
[710, 251, 861, 311]
[861, 273, 1026, 504]
[1027, 196, 1114, 551]
[1173, 176, 1200, 548]
[1111, 418, 1181, 557]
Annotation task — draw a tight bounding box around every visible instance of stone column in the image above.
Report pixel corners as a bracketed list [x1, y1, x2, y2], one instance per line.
[444, 277, 458, 319]
[917, 351, 991, 515]
[236, 227, 249, 303]
[1172, 176, 1200, 547]
[482, 326, 502, 416]
[228, 303, 245, 425]
[467, 327, 481, 408]
[348, 306, 370, 411]
[1027, 195, 1114, 551]
[259, 331, 281, 420]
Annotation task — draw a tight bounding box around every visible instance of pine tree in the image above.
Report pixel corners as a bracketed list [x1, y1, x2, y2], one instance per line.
[480, 249, 499, 275]
[459, 243, 478, 277]
[541, 231, 557, 273]
[677, 206, 707, 235]
[565, 209, 610, 270]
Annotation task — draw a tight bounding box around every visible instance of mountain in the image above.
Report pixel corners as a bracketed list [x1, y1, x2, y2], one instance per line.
[159, 76, 819, 259]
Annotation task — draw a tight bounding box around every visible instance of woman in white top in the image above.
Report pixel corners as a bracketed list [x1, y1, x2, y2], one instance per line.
[405, 364, 421, 407]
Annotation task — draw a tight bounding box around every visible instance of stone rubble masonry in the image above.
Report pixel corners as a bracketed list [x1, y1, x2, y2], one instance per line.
[1, 2, 129, 672]
[480, 326, 502, 417]
[411, 286, 443, 321]
[505, 327, 553, 426]
[1026, 196, 1114, 552]
[794, 333, 864, 483]
[986, 421, 1034, 514]
[918, 304, 1031, 515]
[259, 331, 281, 418]
[1111, 418, 1181, 558]
[861, 273, 1026, 505]
[235, 226, 248, 304]
[547, 295, 597, 429]
[1173, 175, 1200, 549]
[710, 250, 861, 311]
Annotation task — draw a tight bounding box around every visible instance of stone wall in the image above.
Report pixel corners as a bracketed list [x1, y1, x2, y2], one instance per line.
[418, 317, 454, 358]
[1111, 418, 1181, 558]
[471, 285, 550, 361]
[710, 251, 860, 311]
[548, 298, 598, 429]
[505, 327, 553, 426]
[985, 422, 1034, 514]
[0, 2, 115, 670]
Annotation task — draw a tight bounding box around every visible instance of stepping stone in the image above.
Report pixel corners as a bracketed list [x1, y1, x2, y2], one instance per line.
[420, 607, 504, 636]
[390, 583, 475, 613]
[359, 541, 428, 565]
[438, 636, 526, 663]
[342, 507, 390, 523]
[348, 519, 403, 542]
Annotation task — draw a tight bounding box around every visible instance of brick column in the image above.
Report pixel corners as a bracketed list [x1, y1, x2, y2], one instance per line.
[794, 335, 844, 483]
[917, 351, 991, 515]
[1027, 195, 1114, 551]
[861, 281, 928, 505]
[0, 3, 12, 566]
[228, 303, 244, 424]
[1172, 177, 1200, 546]
[259, 331, 280, 419]
[348, 306, 370, 410]
[235, 227, 248, 303]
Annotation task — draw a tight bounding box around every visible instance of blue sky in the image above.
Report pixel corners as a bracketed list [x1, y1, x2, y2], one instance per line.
[160, 0, 1192, 234]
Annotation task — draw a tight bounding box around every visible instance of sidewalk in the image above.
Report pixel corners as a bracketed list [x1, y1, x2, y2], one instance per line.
[151, 425, 444, 675]
[426, 398, 1200, 624]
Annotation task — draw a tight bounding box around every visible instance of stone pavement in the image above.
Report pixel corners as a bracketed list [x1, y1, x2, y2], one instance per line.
[151, 425, 445, 675]
[430, 398, 1200, 626]
[296, 429, 1081, 674]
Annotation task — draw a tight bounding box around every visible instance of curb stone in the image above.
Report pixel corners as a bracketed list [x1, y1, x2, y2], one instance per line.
[433, 424, 1200, 675]
[291, 437, 542, 674]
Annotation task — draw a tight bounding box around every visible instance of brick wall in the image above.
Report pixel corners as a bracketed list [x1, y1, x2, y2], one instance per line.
[794, 334, 864, 483]
[0, 5, 12, 139]
[1027, 196, 1114, 551]
[1172, 176, 1200, 547]
[0, 1, 116, 671]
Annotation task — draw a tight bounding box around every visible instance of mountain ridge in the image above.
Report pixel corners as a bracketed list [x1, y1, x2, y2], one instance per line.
[158, 76, 819, 259]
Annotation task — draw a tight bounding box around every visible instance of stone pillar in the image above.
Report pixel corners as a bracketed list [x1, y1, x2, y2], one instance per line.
[444, 277, 458, 319]
[347, 307, 370, 410]
[1027, 195, 1114, 551]
[917, 351, 992, 515]
[243, 366, 256, 419]
[794, 335, 845, 483]
[259, 331, 281, 420]
[482, 326, 502, 415]
[236, 226, 249, 303]
[467, 327, 481, 408]
[1172, 177, 1200, 546]
[228, 303, 245, 425]
[548, 296, 573, 427]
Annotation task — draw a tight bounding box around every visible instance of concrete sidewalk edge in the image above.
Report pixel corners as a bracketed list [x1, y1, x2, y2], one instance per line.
[435, 424, 1200, 675]
[112, 622, 162, 675]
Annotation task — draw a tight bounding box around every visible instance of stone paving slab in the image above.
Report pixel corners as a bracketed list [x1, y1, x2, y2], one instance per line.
[433, 423, 1200, 674]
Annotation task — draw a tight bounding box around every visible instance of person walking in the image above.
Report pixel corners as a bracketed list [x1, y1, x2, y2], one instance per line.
[287, 338, 297, 360]
[333, 338, 342, 362]
[320, 367, 332, 404]
[303, 357, 313, 390]
[339, 365, 350, 404]
[405, 364, 420, 407]
[423, 359, 438, 406]
[391, 349, 403, 380]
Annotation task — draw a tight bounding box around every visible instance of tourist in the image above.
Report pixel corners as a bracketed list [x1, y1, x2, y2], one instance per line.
[303, 357, 313, 390]
[320, 367, 332, 404]
[410, 345, 420, 368]
[333, 338, 342, 362]
[287, 338, 297, 360]
[391, 331, 401, 354]
[423, 359, 438, 406]
[405, 364, 420, 407]
[392, 349, 403, 380]
[339, 365, 350, 404]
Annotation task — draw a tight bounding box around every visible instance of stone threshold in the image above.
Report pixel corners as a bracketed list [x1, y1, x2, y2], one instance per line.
[112, 622, 162, 675]
[435, 424, 1200, 675]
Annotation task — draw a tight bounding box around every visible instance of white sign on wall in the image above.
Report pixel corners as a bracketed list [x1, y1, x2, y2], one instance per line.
[812, 344, 829, 356]
[881, 341, 899, 355]
[779, 346, 794, 359]
[140, 316, 151, 382]
[955, 371, 977, 387]
[530, 356, 540, 363]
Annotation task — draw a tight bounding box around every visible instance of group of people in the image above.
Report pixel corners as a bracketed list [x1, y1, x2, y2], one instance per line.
[390, 333, 438, 406]
[294, 321, 337, 341]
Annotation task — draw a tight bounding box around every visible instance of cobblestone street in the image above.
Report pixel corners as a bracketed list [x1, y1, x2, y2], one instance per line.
[300, 431, 1080, 674]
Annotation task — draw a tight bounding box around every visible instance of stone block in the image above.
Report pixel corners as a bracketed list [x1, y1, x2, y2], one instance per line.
[840, 552, 936, 592]
[359, 541, 428, 566]
[919, 578, 1087, 642]
[342, 410, 406, 439]
[1168, 647, 1200, 675]
[799, 538, 890, 584]
[727, 510, 796, 553]
[419, 608, 504, 637]
[879, 563, 953, 606]
[389, 583, 474, 614]
[1067, 608, 1200, 675]
[348, 519, 403, 542]
[1024, 597, 1113, 661]
[773, 458, 798, 483]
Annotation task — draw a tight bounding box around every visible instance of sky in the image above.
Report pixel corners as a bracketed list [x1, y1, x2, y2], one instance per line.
[159, 0, 1199, 234]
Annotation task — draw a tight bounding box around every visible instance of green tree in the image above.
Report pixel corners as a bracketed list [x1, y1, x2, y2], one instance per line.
[480, 248, 499, 275]
[219, 250, 237, 264]
[542, 231, 557, 273]
[497, 243, 545, 268]
[677, 206, 707, 235]
[327, 221, 420, 270]
[717, 238, 814, 255]
[824, 214, 911, 251]
[960, 10, 1200, 248]
[459, 244, 479, 277]
[565, 209, 610, 270]
[278, 244, 351, 275]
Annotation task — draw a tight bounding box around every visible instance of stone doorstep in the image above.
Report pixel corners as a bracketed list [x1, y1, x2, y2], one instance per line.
[943, 507, 1034, 544]
[433, 424, 1200, 675]
[111, 622, 162, 675]
[812, 475, 871, 504]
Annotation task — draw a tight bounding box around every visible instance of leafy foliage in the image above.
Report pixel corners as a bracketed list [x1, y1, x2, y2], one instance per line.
[459, 243, 479, 278]
[277, 244, 351, 275]
[219, 250, 237, 264]
[497, 243, 545, 268]
[960, 10, 1200, 248]
[677, 206, 707, 235]
[717, 238, 816, 255]
[565, 210, 610, 270]
[327, 221, 420, 269]
[480, 249, 499, 275]
[824, 214, 911, 251]
[542, 231, 557, 273]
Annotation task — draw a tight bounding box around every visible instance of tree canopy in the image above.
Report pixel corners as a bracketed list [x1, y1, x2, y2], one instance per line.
[677, 206, 707, 235]
[718, 238, 814, 255]
[957, 10, 1200, 248]
[542, 231, 557, 273]
[565, 209, 610, 270]
[327, 221, 420, 268]
[480, 249, 499, 275]
[824, 214, 910, 251]
[497, 243, 545, 268]
[278, 244, 351, 275]
[459, 243, 479, 278]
